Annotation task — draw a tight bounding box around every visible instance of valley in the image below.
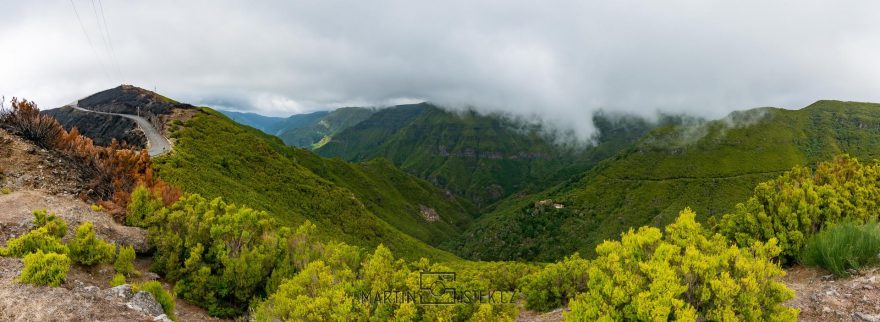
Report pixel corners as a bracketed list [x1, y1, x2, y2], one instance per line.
[2, 86, 880, 321]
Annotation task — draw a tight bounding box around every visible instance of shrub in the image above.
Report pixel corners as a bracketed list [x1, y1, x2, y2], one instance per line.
[19, 250, 70, 287]
[126, 185, 163, 227]
[110, 273, 126, 287]
[32, 209, 67, 238]
[2, 226, 68, 257]
[135, 281, 177, 321]
[520, 253, 590, 311]
[150, 194, 284, 317]
[90, 204, 104, 212]
[115, 245, 137, 276]
[800, 221, 880, 277]
[253, 260, 362, 321]
[0, 186, 11, 194]
[69, 222, 116, 266]
[567, 208, 798, 321]
[0, 98, 64, 149]
[719, 155, 880, 262]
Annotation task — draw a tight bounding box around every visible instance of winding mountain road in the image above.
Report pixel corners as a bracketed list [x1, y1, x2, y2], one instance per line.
[67, 102, 172, 156]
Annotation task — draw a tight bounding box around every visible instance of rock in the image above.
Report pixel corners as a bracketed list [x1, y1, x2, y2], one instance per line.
[856, 312, 880, 322]
[142, 271, 160, 281]
[104, 284, 134, 301]
[126, 291, 164, 317]
[153, 314, 174, 322]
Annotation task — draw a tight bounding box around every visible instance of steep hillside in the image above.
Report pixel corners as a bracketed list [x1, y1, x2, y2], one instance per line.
[222, 107, 374, 148]
[316, 103, 654, 208]
[454, 100, 880, 261]
[278, 107, 374, 148]
[153, 107, 474, 260]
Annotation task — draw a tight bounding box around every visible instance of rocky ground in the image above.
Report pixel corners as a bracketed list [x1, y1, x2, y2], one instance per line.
[785, 266, 880, 322]
[0, 128, 85, 197]
[0, 128, 226, 321]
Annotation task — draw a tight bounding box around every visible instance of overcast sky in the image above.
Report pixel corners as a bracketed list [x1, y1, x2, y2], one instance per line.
[3, 1, 880, 139]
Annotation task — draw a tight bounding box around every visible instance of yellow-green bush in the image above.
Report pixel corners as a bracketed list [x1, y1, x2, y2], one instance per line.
[135, 281, 177, 321]
[126, 185, 163, 227]
[19, 250, 70, 287]
[566, 209, 798, 321]
[114, 245, 137, 276]
[253, 260, 363, 321]
[719, 155, 880, 262]
[69, 222, 115, 266]
[110, 273, 126, 287]
[520, 253, 590, 311]
[32, 209, 67, 238]
[2, 226, 68, 257]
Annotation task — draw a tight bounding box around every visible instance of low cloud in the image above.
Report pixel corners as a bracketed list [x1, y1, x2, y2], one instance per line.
[3, 1, 880, 140]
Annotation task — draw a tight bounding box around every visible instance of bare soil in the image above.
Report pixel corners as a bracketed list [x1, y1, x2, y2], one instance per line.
[784, 265, 880, 322]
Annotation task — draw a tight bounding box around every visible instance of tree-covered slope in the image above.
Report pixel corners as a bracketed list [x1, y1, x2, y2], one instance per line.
[220, 110, 331, 137]
[153, 107, 474, 260]
[317, 103, 654, 208]
[453, 100, 880, 261]
[277, 107, 374, 148]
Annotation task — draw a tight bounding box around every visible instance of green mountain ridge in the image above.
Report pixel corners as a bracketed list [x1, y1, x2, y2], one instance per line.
[316, 103, 656, 208]
[453, 100, 880, 261]
[154, 107, 474, 261]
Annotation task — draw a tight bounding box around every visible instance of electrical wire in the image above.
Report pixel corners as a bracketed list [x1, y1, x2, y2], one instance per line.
[69, 0, 113, 83]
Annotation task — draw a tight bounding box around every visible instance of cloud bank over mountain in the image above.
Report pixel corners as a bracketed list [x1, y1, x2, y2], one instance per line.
[3, 0, 880, 140]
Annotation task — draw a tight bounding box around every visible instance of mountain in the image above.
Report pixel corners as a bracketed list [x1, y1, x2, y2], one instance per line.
[220, 107, 374, 148]
[45, 85, 195, 148]
[277, 107, 375, 148]
[154, 106, 475, 260]
[452, 100, 880, 261]
[315, 103, 655, 208]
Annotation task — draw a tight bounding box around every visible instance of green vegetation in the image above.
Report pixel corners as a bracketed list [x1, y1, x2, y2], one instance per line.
[279, 107, 375, 148]
[69, 222, 116, 266]
[520, 253, 589, 312]
[136, 190, 527, 319]
[458, 101, 880, 261]
[31, 209, 67, 239]
[126, 185, 163, 227]
[2, 227, 69, 257]
[1, 186, 11, 194]
[254, 244, 524, 321]
[134, 281, 177, 321]
[110, 273, 126, 287]
[720, 155, 880, 262]
[114, 245, 137, 276]
[566, 209, 797, 321]
[153, 108, 473, 260]
[90, 203, 104, 212]
[800, 221, 880, 277]
[317, 104, 653, 208]
[19, 250, 71, 287]
[148, 193, 282, 316]
[2, 212, 69, 257]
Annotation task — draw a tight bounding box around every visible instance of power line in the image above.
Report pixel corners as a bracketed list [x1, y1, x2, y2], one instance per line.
[96, 0, 124, 82]
[89, 0, 120, 82]
[69, 0, 113, 83]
